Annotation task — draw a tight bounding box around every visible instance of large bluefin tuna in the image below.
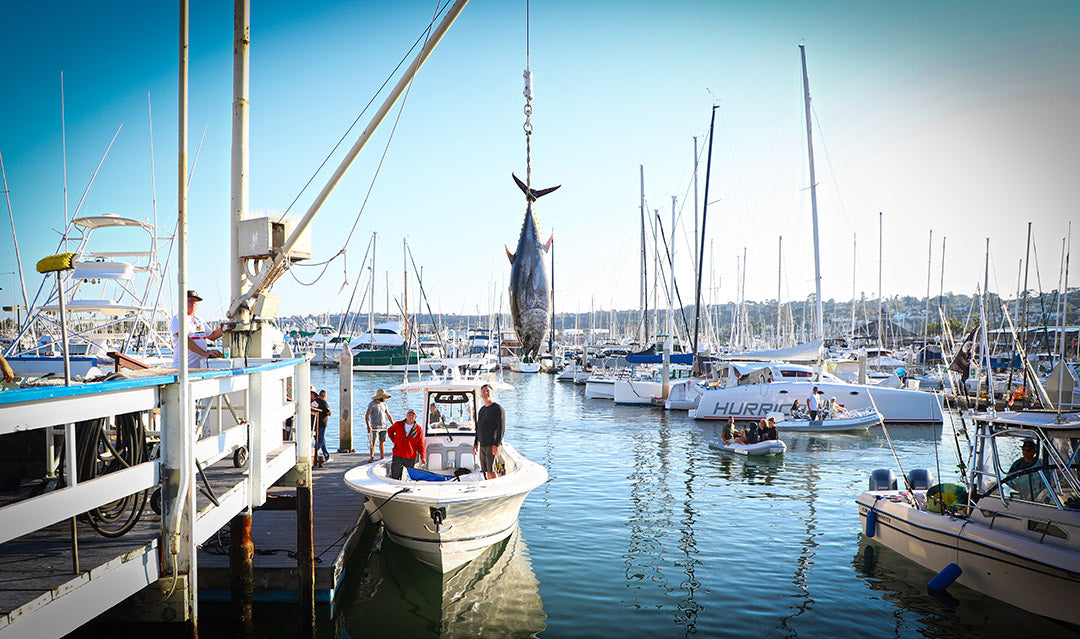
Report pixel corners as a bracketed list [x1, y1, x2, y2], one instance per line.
[507, 174, 559, 359]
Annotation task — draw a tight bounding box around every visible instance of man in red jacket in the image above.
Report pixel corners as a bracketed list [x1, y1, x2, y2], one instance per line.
[387, 409, 425, 480]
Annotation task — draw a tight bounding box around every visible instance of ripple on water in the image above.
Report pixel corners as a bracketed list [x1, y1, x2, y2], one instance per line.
[304, 370, 1079, 639]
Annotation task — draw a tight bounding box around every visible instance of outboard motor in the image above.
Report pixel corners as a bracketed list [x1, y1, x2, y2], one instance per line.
[906, 468, 934, 491]
[869, 468, 897, 491]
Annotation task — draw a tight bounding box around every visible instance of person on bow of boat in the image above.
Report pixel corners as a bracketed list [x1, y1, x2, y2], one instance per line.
[474, 383, 505, 479]
[387, 409, 425, 480]
[789, 400, 807, 420]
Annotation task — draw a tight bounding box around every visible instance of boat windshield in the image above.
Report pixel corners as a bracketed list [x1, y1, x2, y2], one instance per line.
[425, 391, 476, 434]
[985, 430, 1080, 510]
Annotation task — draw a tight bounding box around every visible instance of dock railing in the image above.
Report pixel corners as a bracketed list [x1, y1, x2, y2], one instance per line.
[0, 357, 309, 638]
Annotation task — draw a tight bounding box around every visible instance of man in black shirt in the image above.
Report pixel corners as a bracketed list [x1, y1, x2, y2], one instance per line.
[473, 383, 505, 479]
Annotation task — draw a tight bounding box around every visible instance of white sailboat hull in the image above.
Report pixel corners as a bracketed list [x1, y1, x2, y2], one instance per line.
[583, 378, 615, 400]
[613, 379, 661, 405]
[689, 380, 942, 423]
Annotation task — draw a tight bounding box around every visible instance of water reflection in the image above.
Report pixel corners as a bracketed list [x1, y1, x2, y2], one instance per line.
[852, 538, 1080, 637]
[342, 528, 545, 638]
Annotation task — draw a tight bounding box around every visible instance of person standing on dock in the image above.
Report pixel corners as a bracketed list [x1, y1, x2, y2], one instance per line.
[366, 389, 393, 461]
[474, 383, 505, 480]
[171, 290, 226, 368]
[387, 409, 425, 479]
[315, 389, 332, 463]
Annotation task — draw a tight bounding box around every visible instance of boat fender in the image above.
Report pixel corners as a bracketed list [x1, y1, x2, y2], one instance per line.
[869, 468, 897, 491]
[927, 563, 962, 591]
[906, 468, 934, 491]
[865, 508, 877, 537]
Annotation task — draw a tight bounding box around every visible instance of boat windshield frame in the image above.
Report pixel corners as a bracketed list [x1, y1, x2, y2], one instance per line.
[976, 420, 1080, 511]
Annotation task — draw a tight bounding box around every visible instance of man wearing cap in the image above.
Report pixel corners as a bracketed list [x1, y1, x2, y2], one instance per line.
[387, 409, 425, 480]
[1006, 439, 1041, 500]
[171, 290, 225, 369]
[365, 389, 393, 461]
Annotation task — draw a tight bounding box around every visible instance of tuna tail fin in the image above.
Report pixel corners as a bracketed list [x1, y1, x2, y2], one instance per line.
[512, 173, 561, 202]
[506, 245, 515, 264]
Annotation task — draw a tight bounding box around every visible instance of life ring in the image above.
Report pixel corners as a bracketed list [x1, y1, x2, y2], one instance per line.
[927, 483, 968, 514]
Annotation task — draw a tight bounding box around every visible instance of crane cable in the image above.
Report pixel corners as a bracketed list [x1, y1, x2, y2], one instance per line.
[523, 0, 533, 191]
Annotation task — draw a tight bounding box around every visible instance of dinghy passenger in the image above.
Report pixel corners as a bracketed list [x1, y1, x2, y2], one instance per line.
[735, 420, 763, 445]
[474, 383, 505, 479]
[720, 416, 742, 444]
[762, 417, 779, 441]
[1005, 439, 1041, 500]
[789, 400, 806, 419]
[388, 409, 426, 480]
[827, 397, 844, 418]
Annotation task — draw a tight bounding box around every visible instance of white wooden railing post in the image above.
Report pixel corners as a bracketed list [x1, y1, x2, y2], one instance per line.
[249, 369, 266, 505]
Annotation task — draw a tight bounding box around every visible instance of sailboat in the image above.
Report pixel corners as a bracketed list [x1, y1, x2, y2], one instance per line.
[688, 45, 942, 425]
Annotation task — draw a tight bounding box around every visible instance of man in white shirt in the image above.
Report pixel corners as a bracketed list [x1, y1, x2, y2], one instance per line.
[171, 290, 225, 368]
[807, 386, 820, 420]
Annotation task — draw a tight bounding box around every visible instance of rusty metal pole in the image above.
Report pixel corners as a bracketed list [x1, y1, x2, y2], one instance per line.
[229, 511, 254, 638]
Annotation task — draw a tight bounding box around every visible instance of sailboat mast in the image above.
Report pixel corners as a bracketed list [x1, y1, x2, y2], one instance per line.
[639, 165, 647, 345]
[692, 106, 718, 362]
[850, 233, 856, 341]
[369, 233, 376, 347]
[799, 44, 824, 342]
[693, 136, 700, 304]
[877, 211, 883, 358]
[777, 236, 782, 347]
[924, 229, 933, 340]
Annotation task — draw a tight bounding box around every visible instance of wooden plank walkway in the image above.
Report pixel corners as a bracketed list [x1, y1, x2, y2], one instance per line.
[197, 451, 372, 603]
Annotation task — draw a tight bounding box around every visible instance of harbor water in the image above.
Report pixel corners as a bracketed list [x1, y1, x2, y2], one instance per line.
[281, 368, 1078, 637]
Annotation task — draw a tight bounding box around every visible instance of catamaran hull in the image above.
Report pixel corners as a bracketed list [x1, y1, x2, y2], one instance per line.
[690, 381, 942, 423]
[856, 490, 1080, 625]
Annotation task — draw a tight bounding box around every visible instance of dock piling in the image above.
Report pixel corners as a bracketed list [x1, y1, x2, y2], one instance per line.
[229, 511, 255, 638]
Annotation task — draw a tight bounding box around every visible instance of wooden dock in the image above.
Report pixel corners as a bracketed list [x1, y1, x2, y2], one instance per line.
[0, 358, 372, 637]
[197, 453, 370, 604]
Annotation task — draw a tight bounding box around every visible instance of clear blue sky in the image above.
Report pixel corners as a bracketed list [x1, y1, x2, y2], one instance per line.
[1, 1, 1077, 326]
